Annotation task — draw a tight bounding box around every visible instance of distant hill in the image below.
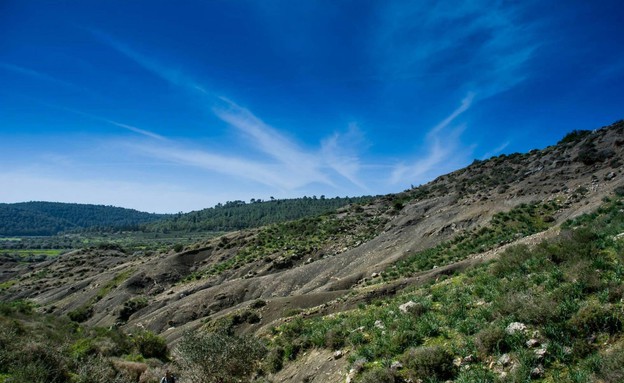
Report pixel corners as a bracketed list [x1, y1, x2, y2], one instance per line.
[0, 202, 167, 236]
[142, 196, 374, 233]
[0, 197, 374, 237]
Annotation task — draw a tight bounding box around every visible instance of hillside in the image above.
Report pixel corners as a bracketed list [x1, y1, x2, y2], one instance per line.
[1, 120, 624, 382]
[0, 202, 167, 236]
[143, 196, 373, 233]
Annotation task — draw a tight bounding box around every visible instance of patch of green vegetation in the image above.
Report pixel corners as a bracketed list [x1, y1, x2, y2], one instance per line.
[0, 280, 16, 292]
[558, 129, 592, 145]
[0, 301, 168, 382]
[185, 206, 388, 281]
[0, 231, 224, 259]
[268, 196, 624, 382]
[381, 200, 561, 281]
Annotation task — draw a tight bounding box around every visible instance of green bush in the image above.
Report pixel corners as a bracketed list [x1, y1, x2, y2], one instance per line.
[474, 325, 509, 356]
[0, 300, 36, 315]
[68, 305, 93, 323]
[492, 244, 532, 277]
[400, 346, 456, 381]
[454, 367, 497, 383]
[568, 302, 622, 336]
[558, 129, 591, 145]
[8, 341, 70, 383]
[70, 338, 99, 360]
[132, 330, 168, 361]
[265, 347, 284, 373]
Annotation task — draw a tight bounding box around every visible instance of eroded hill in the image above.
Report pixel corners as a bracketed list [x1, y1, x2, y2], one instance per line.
[2, 121, 624, 382]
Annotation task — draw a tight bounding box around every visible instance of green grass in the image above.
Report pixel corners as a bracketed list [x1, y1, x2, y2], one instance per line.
[0, 280, 16, 292]
[268, 196, 624, 382]
[0, 249, 64, 257]
[381, 200, 561, 282]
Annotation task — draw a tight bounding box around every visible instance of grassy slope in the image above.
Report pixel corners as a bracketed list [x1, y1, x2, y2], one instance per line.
[267, 196, 624, 383]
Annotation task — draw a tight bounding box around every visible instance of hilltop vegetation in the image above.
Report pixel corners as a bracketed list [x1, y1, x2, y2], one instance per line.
[0, 197, 373, 238]
[0, 202, 167, 236]
[142, 195, 374, 233]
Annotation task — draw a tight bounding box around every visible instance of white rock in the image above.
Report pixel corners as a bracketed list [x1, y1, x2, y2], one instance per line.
[497, 353, 511, 366]
[505, 322, 527, 335]
[399, 301, 418, 313]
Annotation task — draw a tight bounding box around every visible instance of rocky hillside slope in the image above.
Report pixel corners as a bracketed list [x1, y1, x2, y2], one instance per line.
[2, 121, 624, 382]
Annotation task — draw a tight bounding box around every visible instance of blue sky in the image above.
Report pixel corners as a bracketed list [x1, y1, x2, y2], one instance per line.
[1, 1, 623, 213]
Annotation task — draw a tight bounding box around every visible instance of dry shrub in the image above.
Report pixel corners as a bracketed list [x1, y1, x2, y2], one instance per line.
[174, 330, 265, 383]
[113, 360, 148, 382]
[596, 343, 624, 383]
[359, 367, 397, 383]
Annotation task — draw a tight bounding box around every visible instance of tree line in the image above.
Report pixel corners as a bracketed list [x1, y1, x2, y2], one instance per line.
[0, 196, 374, 236]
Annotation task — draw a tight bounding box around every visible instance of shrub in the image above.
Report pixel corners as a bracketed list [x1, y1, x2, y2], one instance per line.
[174, 330, 266, 383]
[72, 355, 120, 383]
[70, 338, 99, 360]
[68, 305, 93, 323]
[568, 302, 622, 336]
[558, 129, 591, 145]
[118, 296, 149, 322]
[474, 325, 509, 356]
[596, 343, 624, 383]
[455, 367, 497, 383]
[265, 347, 284, 373]
[494, 291, 558, 325]
[401, 346, 456, 381]
[359, 367, 397, 383]
[250, 299, 267, 309]
[325, 328, 346, 350]
[0, 300, 36, 315]
[492, 244, 532, 277]
[9, 341, 70, 383]
[132, 330, 168, 361]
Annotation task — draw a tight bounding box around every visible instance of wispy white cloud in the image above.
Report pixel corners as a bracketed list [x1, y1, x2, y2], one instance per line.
[55, 105, 167, 140]
[92, 33, 368, 192]
[91, 29, 210, 96]
[130, 141, 310, 190]
[374, 1, 538, 98]
[390, 94, 474, 184]
[102, 119, 167, 141]
[320, 122, 367, 189]
[429, 92, 474, 136]
[213, 98, 333, 184]
[481, 141, 511, 160]
[128, 104, 363, 192]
